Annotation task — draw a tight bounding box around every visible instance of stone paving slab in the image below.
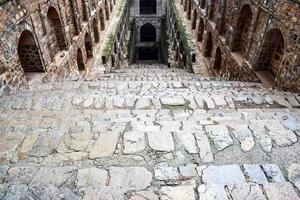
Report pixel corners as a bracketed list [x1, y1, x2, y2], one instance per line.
[0, 66, 299, 199]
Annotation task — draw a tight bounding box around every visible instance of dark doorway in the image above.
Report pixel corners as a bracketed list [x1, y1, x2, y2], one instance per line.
[140, 0, 157, 15]
[204, 32, 213, 57]
[214, 47, 222, 71]
[99, 8, 105, 30]
[256, 28, 284, 77]
[85, 33, 93, 58]
[138, 48, 158, 61]
[47, 6, 67, 52]
[197, 18, 204, 42]
[232, 5, 252, 55]
[93, 19, 100, 43]
[18, 30, 44, 73]
[140, 23, 156, 42]
[77, 48, 85, 71]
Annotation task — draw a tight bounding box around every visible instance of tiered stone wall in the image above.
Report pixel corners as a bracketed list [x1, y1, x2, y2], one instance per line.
[182, 0, 300, 92]
[167, 0, 202, 73]
[0, 0, 116, 95]
[105, 2, 130, 71]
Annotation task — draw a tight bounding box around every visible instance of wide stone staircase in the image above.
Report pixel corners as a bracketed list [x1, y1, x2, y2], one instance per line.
[0, 65, 299, 199]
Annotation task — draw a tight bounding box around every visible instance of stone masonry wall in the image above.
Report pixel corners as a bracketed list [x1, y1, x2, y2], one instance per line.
[182, 0, 300, 92]
[0, 0, 116, 95]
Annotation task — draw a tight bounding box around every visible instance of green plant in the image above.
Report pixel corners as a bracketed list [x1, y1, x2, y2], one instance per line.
[103, 33, 116, 59]
[169, 0, 192, 60]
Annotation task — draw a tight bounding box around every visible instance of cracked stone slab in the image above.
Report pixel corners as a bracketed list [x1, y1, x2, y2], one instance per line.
[160, 186, 195, 200]
[198, 165, 246, 185]
[7, 165, 39, 185]
[243, 164, 268, 184]
[262, 164, 286, 183]
[198, 184, 228, 200]
[89, 132, 120, 158]
[195, 130, 214, 163]
[230, 124, 254, 152]
[159, 121, 182, 132]
[3, 184, 32, 200]
[30, 166, 76, 188]
[176, 132, 198, 154]
[0, 132, 25, 155]
[147, 132, 175, 152]
[82, 187, 124, 200]
[264, 182, 299, 200]
[179, 164, 198, 178]
[30, 132, 64, 157]
[249, 122, 272, 152]
[154, 163, 180, 181]
[109, 167, 152, 192]
[160, 97, 186, 106]
[205, 125, 233, 151]
[129, 191, 159, 200]
[135, 98, 152, 109]
[76, 167, 108, 189]
[227, 183, 266, 200]
[19, 133, 39, 154]
[123, 131, 146, 154]
[63, 132, 93, 152]
[288, 164, 300, 191]
[268, 130, 297, 147]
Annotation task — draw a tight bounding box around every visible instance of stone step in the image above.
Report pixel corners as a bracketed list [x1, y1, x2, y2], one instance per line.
[0, 163, 299, 199]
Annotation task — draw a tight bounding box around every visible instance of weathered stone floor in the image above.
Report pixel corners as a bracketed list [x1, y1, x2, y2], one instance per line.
[0, 65, 300, 199]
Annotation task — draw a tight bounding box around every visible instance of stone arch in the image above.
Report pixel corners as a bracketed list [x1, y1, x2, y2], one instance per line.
[81, 0, 88, 22]
[140, 23, 156, 42]
[204, 32, 213, 57]
[18, 30, 44, 73]
[104, 0, 110, 20]
[232, 4, 252, 55]
[77, 48, 85, 71]
[214, 47, 222, 71]
[140, 0, 157, 15]
[85, 32, 93, 58]
[197, 18, 204, 42]
[47, 6, 67, 52]
[256, 28, 285, 77]
[99, 8, 105, 30]
[192, 9, 197, 30]
[93, 18, 100, 43]
[187, 0, 192, 20]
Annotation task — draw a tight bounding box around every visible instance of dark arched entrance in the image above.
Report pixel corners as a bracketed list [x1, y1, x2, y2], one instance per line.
[47, 6, 67, 52]
[232, 5, 252, 55]
[104, 0, 110, 20]
[81, 0, 88, 22]
[140, 23, 156, 42]
[214, 47, 222, 71]
[77, 48, 85, 71]
[140, 0, 157, 14]
[99, 8, 105, 30]
[85, 33, 93, 58]
[204, 32, 213, 57]
[192, 9, 197, 30]
[93, 19, 100, 43]
[197, 18, 204, 42]
[18, 30, 44, 73]
[187, 0, 192, 20]
[256, 28, 284, 77]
